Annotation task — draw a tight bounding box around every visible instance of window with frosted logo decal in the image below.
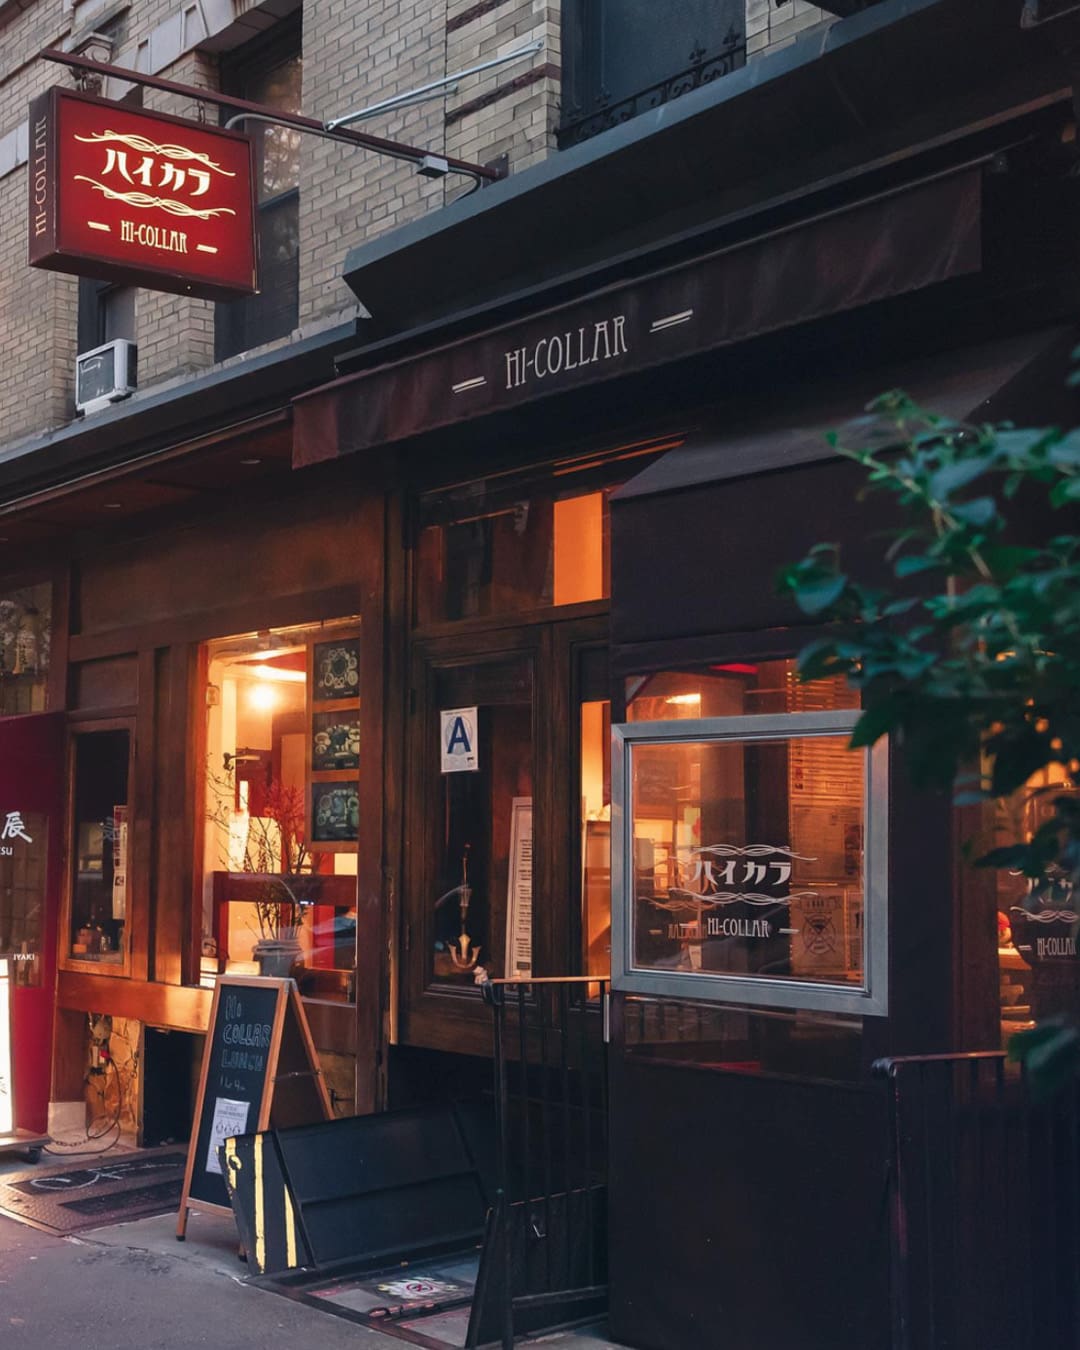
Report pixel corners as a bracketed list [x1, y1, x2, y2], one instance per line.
[612, 710, 888, 1015]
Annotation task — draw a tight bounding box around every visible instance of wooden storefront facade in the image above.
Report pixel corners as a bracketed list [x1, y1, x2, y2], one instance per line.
[3, 3, 1080, 1345]
[44, 444, 390, 1119]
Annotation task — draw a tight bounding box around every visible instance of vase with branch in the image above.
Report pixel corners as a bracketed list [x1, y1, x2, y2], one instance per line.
[207, 767, 315, 977]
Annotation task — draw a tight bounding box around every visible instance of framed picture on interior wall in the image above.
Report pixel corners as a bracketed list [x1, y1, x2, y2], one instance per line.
[312, 638, 360, 701]
[311, 712, 361, 771]
[311, 782, 359, 844]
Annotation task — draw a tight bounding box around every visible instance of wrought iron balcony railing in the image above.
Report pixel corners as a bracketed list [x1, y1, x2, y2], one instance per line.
[558, 34, 747, 149]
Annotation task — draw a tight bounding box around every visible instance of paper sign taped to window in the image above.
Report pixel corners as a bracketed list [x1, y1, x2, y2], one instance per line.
[504, 798, 533, 978]
[441, 707, 479, 773]
[205, 1097, 250, 1175]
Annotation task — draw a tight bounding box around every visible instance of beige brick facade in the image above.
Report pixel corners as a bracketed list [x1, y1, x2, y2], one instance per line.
[0, 0, 81, 437]
[747, 0, 835, 59]
[0, 0, 810, 447]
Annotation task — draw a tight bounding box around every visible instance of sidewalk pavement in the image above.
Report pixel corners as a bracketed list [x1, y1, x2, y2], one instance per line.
[0, 1146, 626, 1350]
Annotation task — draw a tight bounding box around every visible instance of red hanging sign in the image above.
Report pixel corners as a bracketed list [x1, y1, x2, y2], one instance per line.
[28, 86, 258, 300]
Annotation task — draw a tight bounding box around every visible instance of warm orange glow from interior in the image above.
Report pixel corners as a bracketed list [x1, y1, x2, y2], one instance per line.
[241, 664, 305, 683]
[581, 699, 611, 978]
[554, 492, 604, 605]
[248, 682, 278, 711]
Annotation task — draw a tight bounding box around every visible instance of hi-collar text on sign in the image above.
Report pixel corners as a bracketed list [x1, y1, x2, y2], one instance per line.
[28, 86, 257, 301]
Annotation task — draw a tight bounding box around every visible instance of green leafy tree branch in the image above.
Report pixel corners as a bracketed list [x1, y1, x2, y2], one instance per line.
[777, 393, 1080, 1088]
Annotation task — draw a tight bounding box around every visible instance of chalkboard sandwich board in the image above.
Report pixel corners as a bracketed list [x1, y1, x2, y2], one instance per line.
[177, 975, 331, 1238]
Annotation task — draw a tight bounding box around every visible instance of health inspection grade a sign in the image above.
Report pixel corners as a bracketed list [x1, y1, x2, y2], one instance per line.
[28, 86, 257, 300]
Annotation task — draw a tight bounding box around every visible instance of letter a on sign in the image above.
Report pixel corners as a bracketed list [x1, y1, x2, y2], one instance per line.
[441, 707, 479, 773]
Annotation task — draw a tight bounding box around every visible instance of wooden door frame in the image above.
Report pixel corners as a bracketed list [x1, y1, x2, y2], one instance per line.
[402, 626, 544, 1055]
[59, 717, 138, 979]
[398, 612, 610, 1054]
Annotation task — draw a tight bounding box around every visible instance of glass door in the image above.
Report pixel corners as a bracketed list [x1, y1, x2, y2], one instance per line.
[424, 646, 535, 990]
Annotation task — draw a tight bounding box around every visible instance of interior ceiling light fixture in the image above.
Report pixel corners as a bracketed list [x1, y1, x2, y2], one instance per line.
[248, 683, 278, 711]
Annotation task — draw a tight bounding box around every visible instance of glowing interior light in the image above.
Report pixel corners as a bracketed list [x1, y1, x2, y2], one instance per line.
[242, 664, 305, 683]
[665, 693, 702, 706]
[248, 683, 278, 711]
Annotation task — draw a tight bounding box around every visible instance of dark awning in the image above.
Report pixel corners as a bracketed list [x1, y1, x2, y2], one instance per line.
[0, 320, 357, 504]
[610, 326, 1076, 671]
[337, 0, 1069, 338]
[0, 321, 358, 574]
[294, 169, 981, 468]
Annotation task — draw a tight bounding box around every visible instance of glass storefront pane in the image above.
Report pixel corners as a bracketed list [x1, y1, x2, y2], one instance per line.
[429, 657, 533, 984]
[416, 486, 613, 624]
[70, 730, 129, 965]
[627, 659, 858, 722]
[0, 809, 46, 986]
[581, 698, 611, 977]
[0, 583, 51, 717]
[995, 764, 1080, 1039]
[201, 618, 360, 999]
[628, 732, 865, 989]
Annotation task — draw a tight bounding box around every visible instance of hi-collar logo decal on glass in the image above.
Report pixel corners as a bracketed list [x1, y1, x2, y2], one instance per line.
[28, 86, 257, 301]
[645, 844, 814, 942]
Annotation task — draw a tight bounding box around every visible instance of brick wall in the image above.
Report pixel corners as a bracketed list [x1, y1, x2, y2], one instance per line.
[747, 0, 835, 60]
[0, 0, 563, 443]
[444, 1, 561, 179]
[0, 0, 836, 450]
[0, 0, 225, 441]
[297, 0, 559, 329]
[137, 51, 218, 384]
[296, 0, 449, 328]
[0, 0, 79, 437]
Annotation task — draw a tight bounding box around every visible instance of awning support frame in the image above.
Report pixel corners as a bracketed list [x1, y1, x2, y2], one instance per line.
[38, 47, 504, 190]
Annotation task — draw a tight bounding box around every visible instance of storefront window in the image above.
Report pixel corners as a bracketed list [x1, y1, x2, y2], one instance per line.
[994, 764, 1080, 1040]
[69, 729, 129, 966]
[416, 482, 613, 624]
[580, 661, 859, 986]
[200, 619, 360, 1000]
[582, 697, 611, 978]
[612, 664, 886, 1015]
[0, 584, 50, 717]
[627, 660, 859, 722]
[412, 439, 655, 630]
[0, 808, 46, 986]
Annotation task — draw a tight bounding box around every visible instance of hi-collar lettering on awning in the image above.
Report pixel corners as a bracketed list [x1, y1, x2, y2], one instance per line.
[293, 169, 982, 467]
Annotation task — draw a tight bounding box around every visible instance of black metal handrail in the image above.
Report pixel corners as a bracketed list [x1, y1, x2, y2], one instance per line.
[470, 976, 610, 1350]
[873, 1050, 1080, 1350]
[558, 43, 747, 149]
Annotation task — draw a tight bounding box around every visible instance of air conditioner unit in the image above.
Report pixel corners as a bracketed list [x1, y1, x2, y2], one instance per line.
[75, 339, 137, 416]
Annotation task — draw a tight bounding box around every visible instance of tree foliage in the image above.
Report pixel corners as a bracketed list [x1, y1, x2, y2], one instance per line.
[777, 393, 1080, 1090]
